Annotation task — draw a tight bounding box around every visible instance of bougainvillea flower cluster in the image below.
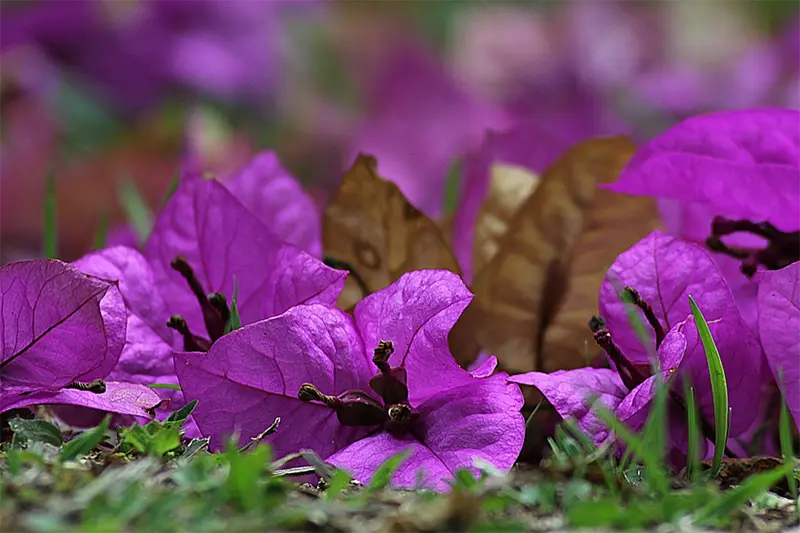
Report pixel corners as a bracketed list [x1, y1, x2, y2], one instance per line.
[176, 270, 525, 489]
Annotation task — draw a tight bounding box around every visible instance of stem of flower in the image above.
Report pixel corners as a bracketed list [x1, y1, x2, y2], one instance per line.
[170, 255, 226, 341]
[166, 315, 212, 352]
[372, 340, 394, 375]
[297, 383, 340, 408]
[589, 316, 650, 390]
[622, 287, 666, 349]
[706, 217, 800, 277]
[65, 379, 107, 394]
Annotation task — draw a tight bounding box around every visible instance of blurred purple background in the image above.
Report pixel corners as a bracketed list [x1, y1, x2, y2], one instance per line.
[1, 0, 797, 259]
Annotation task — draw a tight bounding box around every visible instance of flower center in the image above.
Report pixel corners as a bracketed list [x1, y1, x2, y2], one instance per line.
[166, 255, 230, 351]
[296, 340, 419, 435]
[706, 216, 799, 277]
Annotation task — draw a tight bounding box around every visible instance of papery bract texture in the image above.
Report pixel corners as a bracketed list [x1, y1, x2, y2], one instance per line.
[758, 262, 800, 428]
[224, 151, 322, 257]
[608, 109, 800, 232]
[353, 269, 474, 404]
[175, 304, 372, 457]
[0, 260, 125, 388]
[599, 231, 733, 362]
[145, 175, 345, 335]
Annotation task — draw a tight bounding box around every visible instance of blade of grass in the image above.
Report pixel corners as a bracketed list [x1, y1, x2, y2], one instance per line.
[148, 383, 182, 391]
[684, 384, 701, 484]
[43, 169, 57, 258]
[595, 404, 669, 496]
[229, 276, 242, 331]
[60, 416, 110, 461]
[93, 211, 108, 250]
[117, 178, 152, 244]
[688, 295, 729, 476]
[160, 171, 180, 208]
[779, 396, 798, 503]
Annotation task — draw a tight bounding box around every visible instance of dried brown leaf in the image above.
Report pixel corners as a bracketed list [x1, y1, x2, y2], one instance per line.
[322, 154, 460, 310]
[451, 136, 660, 380]
[472, 163, 540, 275]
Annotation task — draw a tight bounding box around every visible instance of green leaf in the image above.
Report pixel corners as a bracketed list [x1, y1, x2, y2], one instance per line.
[43, 169, 57, 259]
[225, 276, 243, 334]
[160, 172, 180, 208]
[60, 416, 110, 461]
[224, 443, 272, 510]
[442, 158, 462, 215]
[779, 395, 798, 501]
[688, 295, 729, 476]
[117, 178, 153, 244]
[120, 423, 182, 457]
[9, 419, 62, 447]
[367, 449, 410, 492]
[323, 468, 353, 499]
[93, 211, 108, 250]
[148, 383, 182, 391]
[165, 400, 198, 425]
[696, 461, 795, 525]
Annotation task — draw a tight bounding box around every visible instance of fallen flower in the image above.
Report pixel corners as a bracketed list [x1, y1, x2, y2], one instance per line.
[510, 230, 764, 462]
[0, 259, 161, 419]
[176, 270, 525, 490]
[74, 174, 345, 424]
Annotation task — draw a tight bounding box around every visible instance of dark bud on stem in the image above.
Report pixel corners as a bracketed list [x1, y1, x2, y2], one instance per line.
[65, 379, 107, 394]
[369, 340, 409, 404]
[588, 315, 649, 391]
[208, 292, 230, 338]
[167, 315, 212, 352]
[622, 286, 666, 349]
[298, 384, 385, 427]
[170, 255, 226, 341]
[372, 340, 394, 374]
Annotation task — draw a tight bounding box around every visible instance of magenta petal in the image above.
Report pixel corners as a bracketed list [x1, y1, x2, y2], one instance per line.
[0, 260, 125, 389]
[74, 246, 171, 342]
[510, 368, 628, 445]
[145, 176, 345, 333]
[600, 231, 735, 364]
[468, 353, 497, 378]
[353, 270, 474, 404]
[608, 109, 800, 232]
[758, 262, 800, 429]
[175, 304, 372, 455]
[224, 151, 322, 257]
[329, 374, 524, 491]
[1, 381, 161, 419]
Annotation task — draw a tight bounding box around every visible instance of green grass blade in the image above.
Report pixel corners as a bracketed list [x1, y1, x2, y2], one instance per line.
[684, 384, 701, 484]
[595, 405, 669, 496]
[229, 276, 242, 331]
[93, 211, 108, 250]
[117, 178, 152, 244]
[688, 295, 729, 476]
[148, 383, 182, 391]
[160, 171, 180, 208]
[780, 397, 798, 502]
[442, 158, 462, 215]
[60, 416, 110, 461]
[43, 169, 57, 258]
[367, 450, 410, 492]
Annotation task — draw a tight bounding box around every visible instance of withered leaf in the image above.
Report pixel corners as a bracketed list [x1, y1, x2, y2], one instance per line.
[322, 154, 460, 310]
[472, 162, 540, 275]
[450, 137, 660, 380]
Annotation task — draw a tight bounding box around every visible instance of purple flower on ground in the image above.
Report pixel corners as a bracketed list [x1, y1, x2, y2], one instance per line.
[176, 270, 525, 490]
[0, 259, 161, 419]
[74, 175, 344, 426]
[608, 108, 800, 329]
[510, 231, 763, 463]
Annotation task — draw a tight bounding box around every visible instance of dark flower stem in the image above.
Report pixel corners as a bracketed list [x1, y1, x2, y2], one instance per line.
[166, 315, 212, 352]
[623, 287, 666, 348]
[706, 217, 800, 277]
[170, 255, 226, 341]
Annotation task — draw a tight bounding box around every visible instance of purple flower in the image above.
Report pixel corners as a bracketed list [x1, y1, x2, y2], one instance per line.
[0, 259, 161, 419]
[74, 175, 344, 421]
[510, 231, 763, 461]
[609, 108, 800, 328]
[176, 270, 525, 490]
